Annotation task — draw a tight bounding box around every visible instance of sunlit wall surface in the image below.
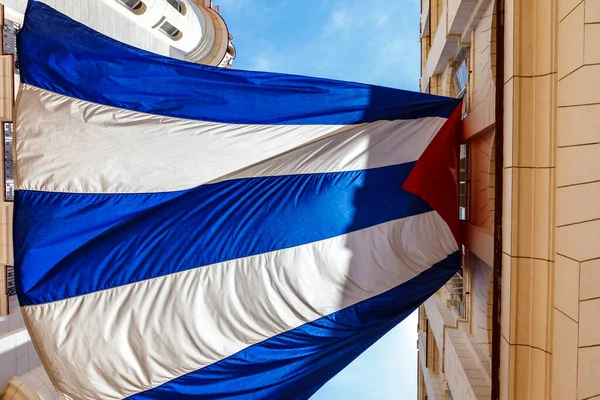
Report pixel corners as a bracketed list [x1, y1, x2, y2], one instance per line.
[418, 0, 600, 399]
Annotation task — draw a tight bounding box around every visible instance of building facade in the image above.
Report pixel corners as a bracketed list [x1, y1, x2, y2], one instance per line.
[0, 1, 234, 398]
[418, 0, 600, 400]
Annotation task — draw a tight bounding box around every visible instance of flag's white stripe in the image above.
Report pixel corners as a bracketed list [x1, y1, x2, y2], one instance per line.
[23, 211, 457, 400]
[15, 85, 447, 194]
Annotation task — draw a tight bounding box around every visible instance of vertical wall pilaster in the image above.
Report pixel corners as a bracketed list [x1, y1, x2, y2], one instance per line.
[501, 0, 558, 398]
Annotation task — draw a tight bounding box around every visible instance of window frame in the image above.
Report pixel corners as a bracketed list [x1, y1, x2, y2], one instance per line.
[115, 0, 146, 15]
[166, 0, 187, 15]
[6, 265, 15, 298]
[3, 122, 14, 202]
[445, 245, 470, 320]
[459, 143, 470, 221]
[158, 20, 183, 40]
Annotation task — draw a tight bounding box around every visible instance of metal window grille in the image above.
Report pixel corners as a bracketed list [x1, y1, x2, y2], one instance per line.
[7, 266, 16, 297]
[3, 123, 13, 202]
[445, 267, 465, 318]
[2, 22, 20, 71]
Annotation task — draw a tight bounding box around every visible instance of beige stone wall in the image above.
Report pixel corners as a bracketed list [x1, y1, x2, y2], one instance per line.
[419, 285, 493, 400]
[471, 255, 493, 359]
[469, 130, 495, 231]
[0, 5, 15, 317]
[502, 0, 600, 399]
[430, 0, 444, 41]
[422, 0, 599, 397]
[552, 1, 600, 399]
[0, 204, 13, 316]
[2, 377, 40, 400]
[471, 1, 496, 112]
[0, 56, 12, 122]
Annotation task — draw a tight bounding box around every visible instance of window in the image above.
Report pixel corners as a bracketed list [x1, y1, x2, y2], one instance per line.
[115, 0, 146, 14]
[489, 141, 496, 224]
[453, 59, 468, 95]
[459, 143, 470, 221]
[159, 21, 182, 40]
[6, 266, 15, 298]
[120, 0, 143, 9]
[2, 21, 20, 71]
[453, 59, 469, 117]
[4, 265, 16, 315]
[446, 267, 465, 318]
[446, 245, 469, 319]
[447, 383, 455, 400]
[166, 0, 186, 14]
[3, 123, 13, 202]
[425, 321, 439, 372]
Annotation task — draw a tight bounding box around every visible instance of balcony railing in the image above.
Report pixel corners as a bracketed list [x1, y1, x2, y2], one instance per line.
[445, 268, 465, 318]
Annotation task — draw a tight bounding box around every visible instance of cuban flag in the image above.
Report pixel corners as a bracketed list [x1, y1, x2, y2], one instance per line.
[14, 1, 462, 399]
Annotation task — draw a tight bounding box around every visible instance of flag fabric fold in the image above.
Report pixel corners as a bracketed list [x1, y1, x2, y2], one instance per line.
[14, 2, 462, 399]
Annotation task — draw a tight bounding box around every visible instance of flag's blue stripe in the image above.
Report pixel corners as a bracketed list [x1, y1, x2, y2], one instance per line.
[19, 1, 460, 125]
[126, 252, 460, 400]
[15, 162, 432, 306]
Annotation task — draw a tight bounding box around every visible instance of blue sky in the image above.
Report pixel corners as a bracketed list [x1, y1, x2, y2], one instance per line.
[218, 0, 421, 90]
[218, 1, 421, 398]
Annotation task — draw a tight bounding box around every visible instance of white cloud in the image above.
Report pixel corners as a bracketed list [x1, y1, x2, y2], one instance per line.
[376, 14, 389, 28]
[250, 56, 272, 71]
[331, 10, 348, 29]
[324, 10, 350, 36]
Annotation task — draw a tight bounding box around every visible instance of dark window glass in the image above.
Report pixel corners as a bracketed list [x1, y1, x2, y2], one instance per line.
[159, 21, 181, 38]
